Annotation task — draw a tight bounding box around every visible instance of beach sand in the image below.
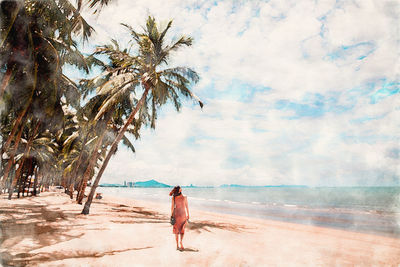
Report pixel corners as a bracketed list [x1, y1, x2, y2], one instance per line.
[1, 190, 399, 266]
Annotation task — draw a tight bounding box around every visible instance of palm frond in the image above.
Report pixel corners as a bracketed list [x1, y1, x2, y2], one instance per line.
[121, 135, 135, 153]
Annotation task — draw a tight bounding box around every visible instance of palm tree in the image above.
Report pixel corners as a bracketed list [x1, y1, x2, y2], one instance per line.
[0, 0, 113, 197]
[81, 16, 203, 214]
[13, 126, 58, 197]
[7, 120, 40, 199]
[75, 46, 141, 204]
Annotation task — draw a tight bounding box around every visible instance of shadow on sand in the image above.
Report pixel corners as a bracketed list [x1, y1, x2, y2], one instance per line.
[106, 202, 247, 233]
[0, 197, 107, 266]
[187, 220, 246, 233]
[2, 247, 154, 266]
[0, 193, 246, 266]
[179, 247, 199, 252]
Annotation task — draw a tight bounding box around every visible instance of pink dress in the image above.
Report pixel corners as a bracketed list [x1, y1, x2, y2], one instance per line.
[173, 195, 187, 234]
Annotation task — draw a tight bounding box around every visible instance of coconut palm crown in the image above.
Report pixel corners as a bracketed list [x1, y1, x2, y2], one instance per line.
[81, 16, 203, 214]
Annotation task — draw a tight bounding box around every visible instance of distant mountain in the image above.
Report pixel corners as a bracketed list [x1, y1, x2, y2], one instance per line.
[134, 179, 171, 188]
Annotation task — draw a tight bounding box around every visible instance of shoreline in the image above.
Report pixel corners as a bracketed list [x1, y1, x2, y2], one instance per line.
[1, 190, 400, 266]
[98, 187, 400, 238]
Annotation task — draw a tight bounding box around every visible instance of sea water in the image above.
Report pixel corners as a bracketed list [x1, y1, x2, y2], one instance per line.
[97, 186, 400, 237]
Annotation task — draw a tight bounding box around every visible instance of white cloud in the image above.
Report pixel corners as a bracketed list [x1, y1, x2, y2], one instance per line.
[80, 0, 399, 186]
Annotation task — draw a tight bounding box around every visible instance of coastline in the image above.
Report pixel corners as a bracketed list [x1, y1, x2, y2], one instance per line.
[1, 190, 400, 266]
[98, 186, 400, 238]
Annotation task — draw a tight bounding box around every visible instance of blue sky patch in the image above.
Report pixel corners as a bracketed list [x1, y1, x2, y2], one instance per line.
[201, 79, 271, 102]
[351, 113, 387, 124]
[325, 41, 376, 62]
[340, 133, 396, 144]
[370, 81, 400, 104]
[274, 92, 354, 119]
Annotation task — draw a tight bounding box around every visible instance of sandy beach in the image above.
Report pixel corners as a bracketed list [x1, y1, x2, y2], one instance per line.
[1, 190, 400, 266]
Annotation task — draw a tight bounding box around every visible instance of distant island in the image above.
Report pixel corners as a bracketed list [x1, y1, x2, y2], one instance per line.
[99, 179, 170, 188]
[99, 180, 307, 188]
[133, 179, 170, 188]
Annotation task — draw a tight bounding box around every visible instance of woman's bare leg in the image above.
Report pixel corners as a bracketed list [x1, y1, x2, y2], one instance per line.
[180, 233, 184, 250]
[175, 234, 179, 249]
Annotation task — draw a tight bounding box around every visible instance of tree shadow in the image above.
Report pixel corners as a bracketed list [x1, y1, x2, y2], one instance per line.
[0, 202, 102, 266]
[105, 203, 248, 234]
[2, 246, 154, 266]
[0, 205, 82, 246]
[110, 219, 167, 224]
[0, 193, 247, 266]
[187, 220, 247, 233]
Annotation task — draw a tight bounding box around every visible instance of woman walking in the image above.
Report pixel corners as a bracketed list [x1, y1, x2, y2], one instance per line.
[170, 186, 189, 251]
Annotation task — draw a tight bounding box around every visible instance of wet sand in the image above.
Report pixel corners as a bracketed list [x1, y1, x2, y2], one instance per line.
[1, 190, 399, 266]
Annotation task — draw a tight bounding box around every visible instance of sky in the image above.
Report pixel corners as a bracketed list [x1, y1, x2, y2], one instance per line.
[73, 0, 399, 187]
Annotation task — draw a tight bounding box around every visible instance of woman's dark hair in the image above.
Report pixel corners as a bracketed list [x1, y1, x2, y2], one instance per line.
[169, 186, 181, 196]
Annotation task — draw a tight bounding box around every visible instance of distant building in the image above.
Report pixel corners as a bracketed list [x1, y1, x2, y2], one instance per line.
[124, 181, 127, 187]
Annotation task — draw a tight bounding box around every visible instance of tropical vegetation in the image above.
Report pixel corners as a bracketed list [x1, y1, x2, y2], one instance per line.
[0, 0, 202, 215]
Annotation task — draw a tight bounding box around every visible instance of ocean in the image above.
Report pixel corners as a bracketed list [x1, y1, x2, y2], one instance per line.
[97, 186, 400, 237]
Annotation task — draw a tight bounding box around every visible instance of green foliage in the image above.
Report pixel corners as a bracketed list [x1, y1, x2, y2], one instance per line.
[0, 0, 112, 196]
[0, 5, 201, 204]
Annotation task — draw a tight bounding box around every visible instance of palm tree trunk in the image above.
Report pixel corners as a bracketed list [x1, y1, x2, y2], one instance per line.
[33, 167, 38, 196]
[0, 67, 13, 97]
[68, 177, 74, 199]
[21, 174, 28, 197]
[73, 133, 90, 201]
[8, 122, 39, 200]
[76, 179, 83, 201]
[21, 175, 26, 197]
[1, 103, 30, 155]
[10, 165, 23, 199]
[27, 166, 36, 196]
[77, 177, 89, 204]
[62, 173, 68, 191]
[16, 170, 24, 199]
[1, 114, 26, 189]
[27, 175, 32, 196]
[23, 158, 33, 197]
[77, 118, 111, 204]
[63, 173, 72, 196]
[81, 86, 150, 215]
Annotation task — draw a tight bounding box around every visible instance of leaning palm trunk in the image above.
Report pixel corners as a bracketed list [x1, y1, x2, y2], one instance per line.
[76, 179, 83, 201]
[82, 86, 150, 214]
[1, 120, 25, 192]
[77, 129, 108, 204]
[73, 134, 90, 201]
[68, 178, 74, 199]
[62, 172, 68, 191]
[77, 110, 114, 203]
[16, 166, 24, 198]
[9, 156, 26, 200]
[0, 67, 13, 97]
[1, 93, 31, 155]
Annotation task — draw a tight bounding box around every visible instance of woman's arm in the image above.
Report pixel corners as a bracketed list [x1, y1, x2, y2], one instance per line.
[185, 196, 189, 220]
[171, 197, 174, 216]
